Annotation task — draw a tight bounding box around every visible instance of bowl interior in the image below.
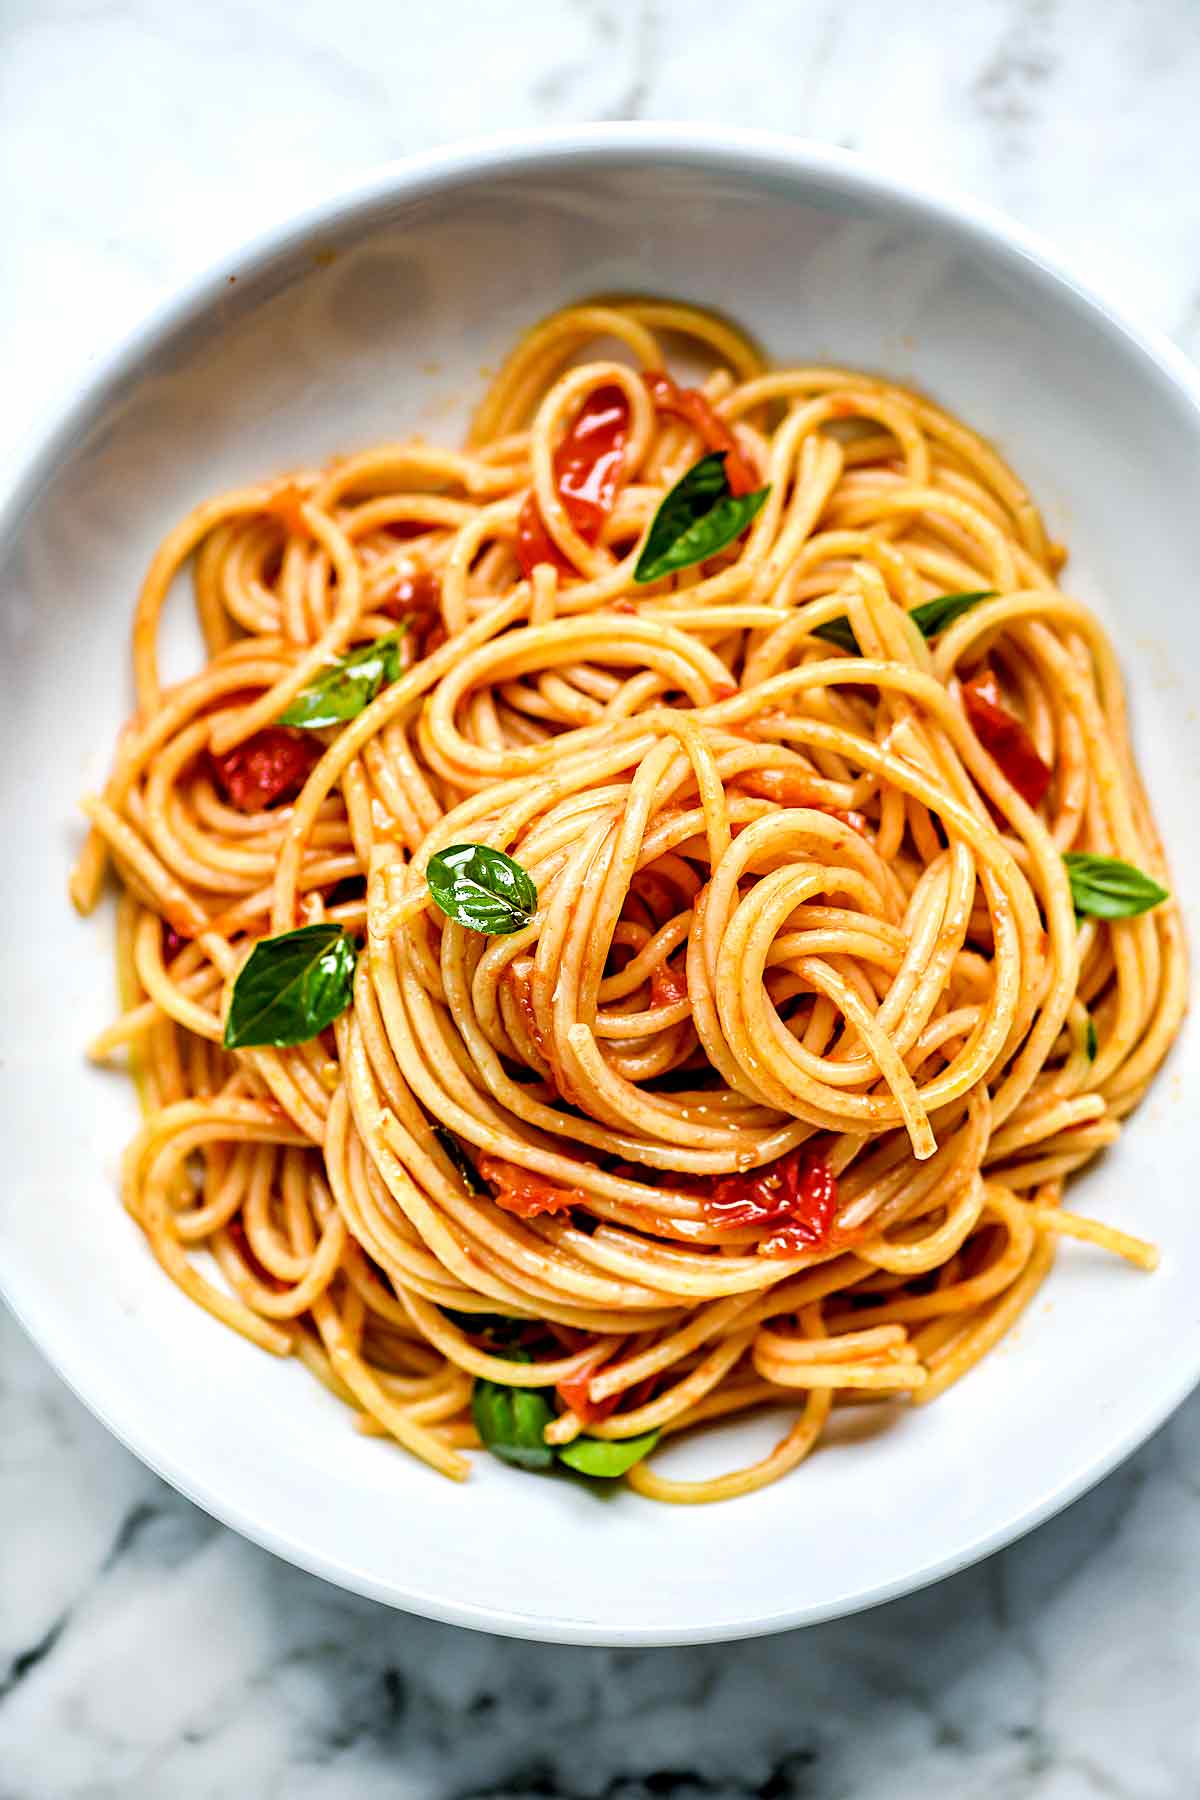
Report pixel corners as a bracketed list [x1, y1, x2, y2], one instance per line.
[2, 135, 1197, 1644]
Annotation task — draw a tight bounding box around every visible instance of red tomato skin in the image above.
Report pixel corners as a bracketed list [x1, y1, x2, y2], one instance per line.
[478, 1154, 587, 1220]
[961, 667, 1052, 809]
[555, 1369, 620, 1426]
[702, 1149, 840, 1254]
[208, 727, 322, 813]
[516, 384, 630, 578]
[385, 570, 443, 654]
[644, 369, 759, 497]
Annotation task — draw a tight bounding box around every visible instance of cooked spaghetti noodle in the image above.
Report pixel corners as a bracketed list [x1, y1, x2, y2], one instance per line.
[73, 300, 1185, 1502]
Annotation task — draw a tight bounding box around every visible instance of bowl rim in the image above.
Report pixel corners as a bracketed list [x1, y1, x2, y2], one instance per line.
[4, 122, 1200, 1645]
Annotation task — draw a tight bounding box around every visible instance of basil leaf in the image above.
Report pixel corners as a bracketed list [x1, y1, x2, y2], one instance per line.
[813, 590, 996, 657]
[635, 452, 726, 581]
[1085, 1016, 1098, 1060]
[634, 453, 770, 585]
[812, 615, 861, 654]
[471, 1378, 556, 1471]
[277, 631, 406, 729]
[427, 843, 538, 935]
[444, 1310, 530, 1347]
[558, 1430, 660, 1478]
[908, 589, 996, 636]
[1064, 853, 1168, 920]
[431, 1124, 487, 1194]
[443, 1308, 509, 1334]
[223, 924, 357, 1048]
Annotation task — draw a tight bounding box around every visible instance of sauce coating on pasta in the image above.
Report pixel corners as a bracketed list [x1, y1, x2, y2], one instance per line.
[72, 300, 1179, 1501]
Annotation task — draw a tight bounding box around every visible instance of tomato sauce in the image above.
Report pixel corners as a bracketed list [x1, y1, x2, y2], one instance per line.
[740, 770, 869, 835]
[479, 1155, 589, 1221]
[629, 869, 690, 927]
[961, 666, 1052, 809]
[644, 369, 758, 497]
[516, 384, 630, 578]
[650, 960, 689, 1007]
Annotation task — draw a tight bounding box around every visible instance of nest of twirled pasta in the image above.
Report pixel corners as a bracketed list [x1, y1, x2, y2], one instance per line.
[74, 300, 1184, 1501]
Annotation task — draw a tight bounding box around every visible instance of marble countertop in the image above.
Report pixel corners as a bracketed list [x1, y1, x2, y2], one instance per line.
[4, 2, 1200, 1795]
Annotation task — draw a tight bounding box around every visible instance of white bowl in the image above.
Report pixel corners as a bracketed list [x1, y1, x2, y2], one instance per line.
[2, 125, 1197, 1646]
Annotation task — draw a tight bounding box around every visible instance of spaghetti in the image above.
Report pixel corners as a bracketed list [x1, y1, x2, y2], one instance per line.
[73, 300, 1185, 1502]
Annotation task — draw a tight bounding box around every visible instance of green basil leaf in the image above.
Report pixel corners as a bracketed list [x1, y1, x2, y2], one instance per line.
[471, 1378, 556, 1471]
[427, 843, 538, 935]
[813, 590, 996, 657]
[634, 452, 770, 584]
[431, 1123, 487, 1194]
[443, 1307, 517, 1337]
[1085, 1016, 1098, 1060]
[446, 1313, 536, 1355]
[1064, 853, 1168, 920]
[223, 924, 357, 1048]
[812, 615, 861, 654]
[558, 1430, 660, 1478]
[908, 589, 996, 637]
[634, 452, 727, 581]
[277, 631, 406, 729]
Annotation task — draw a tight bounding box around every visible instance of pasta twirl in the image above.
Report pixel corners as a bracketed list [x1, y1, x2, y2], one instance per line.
[73, 300, 1184, 1502]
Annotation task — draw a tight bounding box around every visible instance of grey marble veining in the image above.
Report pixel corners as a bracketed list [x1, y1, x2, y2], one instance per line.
[4, 2, 1200, 1794]
[6, 1289, 1200, 1799]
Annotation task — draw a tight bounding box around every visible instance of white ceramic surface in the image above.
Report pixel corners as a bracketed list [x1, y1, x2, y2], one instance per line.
[2, 125, 1197, 1647]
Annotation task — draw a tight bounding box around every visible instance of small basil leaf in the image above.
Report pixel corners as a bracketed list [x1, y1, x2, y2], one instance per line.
[444, 1313, 534, 1353]
[431, 1123, 487, 1194]
[278, 631, 406, 729]
[812, 590, 996, 656]
[634, 452, 726, 580]
[427, 843, 538, 935]
[223, 924, 357, 1048]
[558, 1430, 660, 1478]
[812, 616, 860, 654]
[634, 453, 770, 584]
[443, 1307, 516, 1336]
[1064, 853, 1168, 920]
[1085, 1016, 1098, 1060]
[471, 1378, 556, 1471]
[908, 589, 996, 637]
